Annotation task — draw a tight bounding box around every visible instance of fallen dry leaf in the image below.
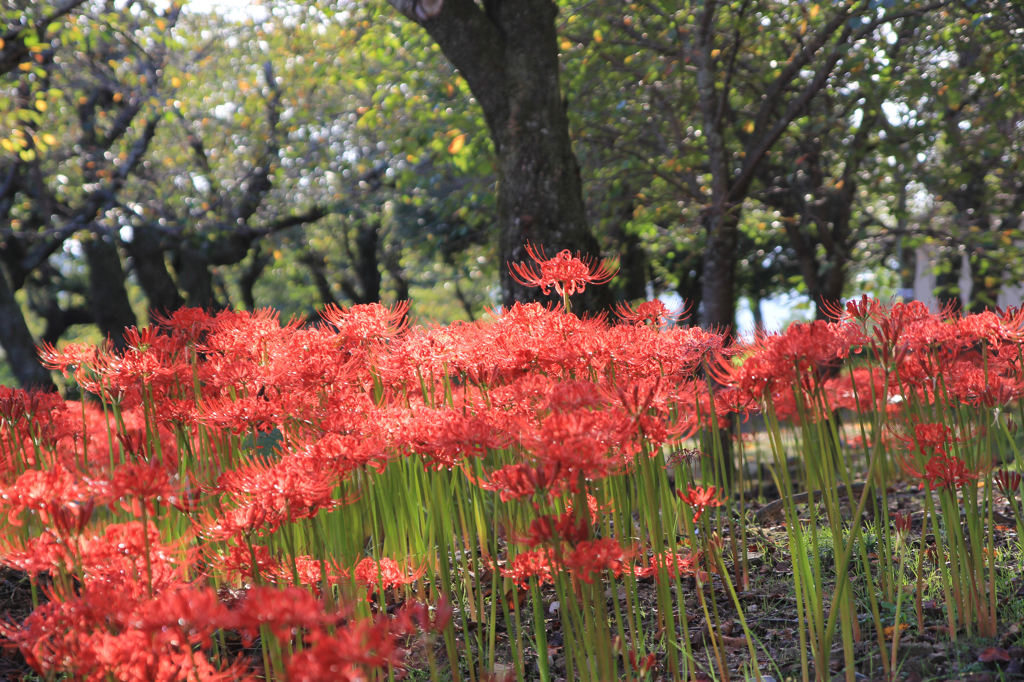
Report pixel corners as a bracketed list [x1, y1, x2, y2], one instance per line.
[720, 635, 748, 648]
[883, 623, 909, 639]
[978, 646, 1010, 663]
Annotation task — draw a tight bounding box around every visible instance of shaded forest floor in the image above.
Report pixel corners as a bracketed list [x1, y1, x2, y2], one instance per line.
[3, 482, 1024, 682]
[414, 482, 1024, 682]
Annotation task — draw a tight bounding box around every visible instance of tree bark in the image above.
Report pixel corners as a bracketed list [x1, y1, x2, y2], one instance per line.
[83, 232, 137, 350]
[750, 292, 763, 331]
[173, 247, 221, 311]
[700, 211, 740, 333]
[355, 221, 382, 304]
[125, 225, 184, 316]
[0, 266, 55, 390]
[238, 245, 272, 312]
[607, 201, 647, 301]
[390, 0, 608, 313]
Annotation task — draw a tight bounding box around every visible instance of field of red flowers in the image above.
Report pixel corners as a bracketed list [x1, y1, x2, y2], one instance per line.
[1, 251, 1024, 682]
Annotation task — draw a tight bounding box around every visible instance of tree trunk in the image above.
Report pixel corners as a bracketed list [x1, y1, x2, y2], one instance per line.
[608, 201, 647, 301]
[355, 221, 382, 304]
[750, 293, 763, 331]
[676, 253, 703, 327]
[83, 232, 137, 351]
[0, 266, 55, 390]
[125, 225, 184, 317]
[174, 247, 220, 310]
[494, 63, 604, 311]
[393, 0, 608, 313]
[701, 209, 740, 333]
[815, 261, 847, 321]
[238, 245, 272, 312]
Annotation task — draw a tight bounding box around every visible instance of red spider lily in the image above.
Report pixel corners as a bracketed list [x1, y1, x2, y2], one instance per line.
[629, 650, 659, 676]
[214, 453, 346, 523]
[471, 463, 540, 502]
[0, 465, 88, 526]
[293, 555, 350, 589]
[565, 493, 601, 524]
[922, 455, 978, 489]
[109, 461, 174, 517]
[198, 502, 281, 541]
[613, 299, 682, 327]
[517, 509, 590, 547]
[892, 511, 913, 537]
[353, 557, 426, 599]
[229, 586, 329, 642]
[286, 615, 409, 682]
[0, 534, 70, 576]
[522, 515, 555, 547]
[633, 550, 702, 581]
[45, 499, 95, 538]
[211, 542, 285, 584]
[820, 294, 882, 324]
[129, 586, 228, 648]
[0, 581, 247, 681]
[151, 306, 213, 343]
[677, 485, 725, 523]
[509, 242, 618, 299]
[391, 598, 453, 635]
[892, 422, 954, 456]
[995, 469, 1022, 497]
[321, 301, 410, 345]
[501, 549, 555, 588]
[37, 341, 100, 378]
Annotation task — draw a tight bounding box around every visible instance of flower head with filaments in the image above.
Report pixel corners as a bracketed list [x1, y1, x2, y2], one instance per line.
[677, 485, 724, 523]
[509, 243, 618, 308]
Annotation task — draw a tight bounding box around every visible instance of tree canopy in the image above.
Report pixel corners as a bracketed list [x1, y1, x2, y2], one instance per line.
[2, 0, 1022, 387]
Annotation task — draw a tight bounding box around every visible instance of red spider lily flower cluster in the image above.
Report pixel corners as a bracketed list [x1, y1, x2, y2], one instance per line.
[509, 242, 618, 299]
[613, 299, 680, 327]
[354, 557, 427, 601]
[678, 485, 724, 523]
[2, 291, 1023, 679]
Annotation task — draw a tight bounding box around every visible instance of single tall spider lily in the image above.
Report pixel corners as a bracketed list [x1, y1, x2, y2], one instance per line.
[677, 485, 724, 523]
[509, 242, 618, 310]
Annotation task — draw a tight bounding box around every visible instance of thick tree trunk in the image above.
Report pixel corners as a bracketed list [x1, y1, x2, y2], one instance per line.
[238, 245, 272, 312]
[0, 267, 55, 390]
[398, 0, 608, 313]
[356, 222, 382, 304]
[174, 248, 220, 311]
[83, 233, 137, 351]
[701, 209, 740, 333]
[493, 50, 604, 311]
[125, 225, 184, 316]
[814, 261, 847, 321]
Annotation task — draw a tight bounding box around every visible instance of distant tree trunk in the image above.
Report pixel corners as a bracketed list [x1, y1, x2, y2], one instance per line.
[608, 201, 647, 301]
[677, 254, 703, 327]
[700, 206, 741, 333]
[0, 267, 55, 390]
[355, 221, 382, 304]
[83, 232, 137, 350]
[750, 293, 763, 331]
[125, 225, 184, 316]
[174, 248, 221, 310]
[786, 183, 855, 321]
[238, 245, 272, 312]
[387, 0, 608, 313]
